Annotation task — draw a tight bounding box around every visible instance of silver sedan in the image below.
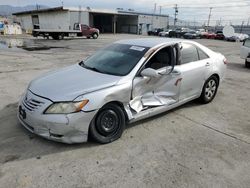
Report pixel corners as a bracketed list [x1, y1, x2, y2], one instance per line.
[18, 38, 227, 144]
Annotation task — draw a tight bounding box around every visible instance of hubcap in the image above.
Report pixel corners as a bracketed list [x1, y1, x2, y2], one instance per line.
[205, 80, 216, 100]
[96, 109, 119, 136]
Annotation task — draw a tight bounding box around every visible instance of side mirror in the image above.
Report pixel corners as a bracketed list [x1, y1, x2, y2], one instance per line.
[157, 66, 173, 75]
[141, 68, 159, 78]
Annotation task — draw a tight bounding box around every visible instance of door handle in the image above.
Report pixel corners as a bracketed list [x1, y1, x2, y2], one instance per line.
[205, 62, 210, 66]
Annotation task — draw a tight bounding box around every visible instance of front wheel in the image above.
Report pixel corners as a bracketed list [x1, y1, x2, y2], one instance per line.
[199, 76, 219, 104]
[92, 33, 98, 39]
[89, 103, 125, 144]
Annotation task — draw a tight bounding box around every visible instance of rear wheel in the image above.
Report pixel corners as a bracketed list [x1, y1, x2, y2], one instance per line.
[245, 60, 250, 68]
[199, 76, 219, 104]
[89, 103, 125, 144]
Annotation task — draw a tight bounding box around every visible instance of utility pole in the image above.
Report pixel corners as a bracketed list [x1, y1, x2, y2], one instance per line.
[240, 21, 244, 33]
[151, 3, 156, 29]
[173, 4, 178, 28]
[247, 17, 250, 26]
[159, 6, 162, 15]
[207, 7, 212, 28]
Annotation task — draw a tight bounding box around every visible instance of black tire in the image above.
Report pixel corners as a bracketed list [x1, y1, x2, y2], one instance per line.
[58, 34, 64, 40]
[51, 34, 59, 40]
[89, 103, 125, 144]
[245, 60, 250, 68]
[92, 33, 98, 39]
[199, 75, 219, 104]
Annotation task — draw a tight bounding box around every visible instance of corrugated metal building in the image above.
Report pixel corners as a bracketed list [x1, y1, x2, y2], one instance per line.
[13, 6, 169, 35]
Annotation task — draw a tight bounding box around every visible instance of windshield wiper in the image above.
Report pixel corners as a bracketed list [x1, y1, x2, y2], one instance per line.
[79, 61, 105, 74]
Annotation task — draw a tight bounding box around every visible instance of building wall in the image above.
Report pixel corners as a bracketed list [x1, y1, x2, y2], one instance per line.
[69, 11, 89, 29]
[15, 9, 170, 35]
[117, 15, 138, 34]
[139, 15, 169, 34]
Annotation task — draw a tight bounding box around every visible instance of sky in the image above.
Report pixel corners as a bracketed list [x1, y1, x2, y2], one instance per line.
[0, 0, 250, 25]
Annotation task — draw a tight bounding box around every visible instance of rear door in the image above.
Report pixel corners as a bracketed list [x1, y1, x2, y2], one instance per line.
[177, 42, 210, 101]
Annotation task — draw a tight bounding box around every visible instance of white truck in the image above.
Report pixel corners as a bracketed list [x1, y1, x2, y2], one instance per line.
[32, 23, 99, 40]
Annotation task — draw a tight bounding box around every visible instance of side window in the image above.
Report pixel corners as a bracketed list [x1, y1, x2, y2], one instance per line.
[244, 39, 250, 48]
[81, 25, 89, 30]
[180, 43, 199, 64]
[197, 48, 209, 60]
[145, 47, 172, 70]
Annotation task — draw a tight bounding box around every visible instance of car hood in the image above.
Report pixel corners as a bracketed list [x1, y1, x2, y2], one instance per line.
[29, 64, 121, 101]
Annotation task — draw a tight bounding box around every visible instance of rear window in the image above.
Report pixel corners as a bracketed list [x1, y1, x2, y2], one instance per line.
[244, 39, 250, 48]
[197, 48, 209, 60]
[180, 43, 199, 64]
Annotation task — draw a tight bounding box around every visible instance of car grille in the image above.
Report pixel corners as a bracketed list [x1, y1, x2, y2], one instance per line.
[22, 91, 45, 112]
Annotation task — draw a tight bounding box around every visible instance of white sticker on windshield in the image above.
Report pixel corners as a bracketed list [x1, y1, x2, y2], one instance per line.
[130, 46, 145, 51]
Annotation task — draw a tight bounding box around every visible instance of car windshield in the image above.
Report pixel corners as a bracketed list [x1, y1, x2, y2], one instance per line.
[80, 43, 149, 76]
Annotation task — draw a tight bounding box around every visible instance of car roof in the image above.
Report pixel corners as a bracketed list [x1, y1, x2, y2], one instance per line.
[115, 38, 189, 48]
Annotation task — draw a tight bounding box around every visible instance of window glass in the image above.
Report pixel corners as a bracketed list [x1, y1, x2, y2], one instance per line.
[181, 43, 199, 64]
[145, 47, 172, 70]
[197, 48, 209, 60]
[81, 44, 149, 76]
[244, 39, 250, 48]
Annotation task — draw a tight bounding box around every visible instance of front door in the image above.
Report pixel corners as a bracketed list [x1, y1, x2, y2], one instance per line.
[130, 46, 181, 113]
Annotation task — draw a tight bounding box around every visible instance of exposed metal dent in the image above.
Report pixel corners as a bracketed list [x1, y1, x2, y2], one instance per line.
[129, 96, 143, 113]
[129, 95, 199, 124]
[141, 95, 163, 106]
[141, 93, 177, 107]
[124, 104, 134, 120]
[129, 91, 177, 113]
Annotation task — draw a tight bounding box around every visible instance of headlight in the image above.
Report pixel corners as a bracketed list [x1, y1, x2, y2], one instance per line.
[44, 100, 89, 114]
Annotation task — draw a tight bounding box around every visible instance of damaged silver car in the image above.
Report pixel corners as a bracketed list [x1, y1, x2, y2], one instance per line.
[18, 38, 227, 144]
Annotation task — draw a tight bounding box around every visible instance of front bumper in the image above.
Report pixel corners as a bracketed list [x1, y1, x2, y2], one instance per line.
[17, 91, 97, 144]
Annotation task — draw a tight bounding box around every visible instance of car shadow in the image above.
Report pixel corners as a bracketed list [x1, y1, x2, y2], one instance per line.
[0, 102, 99, 164]
[227, 62, 250, 73]
[0, 100, 201, 164]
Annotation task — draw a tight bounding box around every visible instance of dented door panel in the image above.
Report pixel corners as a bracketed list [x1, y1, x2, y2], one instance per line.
[130, 70, 181, 113]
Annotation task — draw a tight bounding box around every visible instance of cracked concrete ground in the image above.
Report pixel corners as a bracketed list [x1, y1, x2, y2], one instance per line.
[0, 34, 250, 188]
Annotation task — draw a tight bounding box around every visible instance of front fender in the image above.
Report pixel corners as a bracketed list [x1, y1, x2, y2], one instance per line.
[75, 82, 132, 112]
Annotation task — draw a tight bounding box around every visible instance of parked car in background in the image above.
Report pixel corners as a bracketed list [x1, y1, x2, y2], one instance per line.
[195, 29, 206, 37]
[169, 28, 191, 38]
[225, 33, 249, 42]
[147, 28, 164, 36]
[183, 30, 201, 39]
[18, 38, 227, 144]
[158, 29, 172, 37]
[215, 31, 225, 40]
[204, 32, 217, 39]
[240, 38, 250, 68]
